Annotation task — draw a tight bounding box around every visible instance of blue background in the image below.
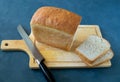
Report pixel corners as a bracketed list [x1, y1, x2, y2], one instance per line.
[0, 0, 120, 82]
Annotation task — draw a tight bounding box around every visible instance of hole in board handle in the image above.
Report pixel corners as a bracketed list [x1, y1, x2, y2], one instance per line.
[5, 43, 8, 46]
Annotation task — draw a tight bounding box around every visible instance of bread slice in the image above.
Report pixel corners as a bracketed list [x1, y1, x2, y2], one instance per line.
[77, 50, 113, 66]
[75, 35, 110, 63]
[30, 6, 82, 50]
[92, 50, 113, 66]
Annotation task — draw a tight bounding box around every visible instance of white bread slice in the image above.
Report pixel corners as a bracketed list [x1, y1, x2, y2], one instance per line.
[93, 50, 113, 66]
[75, 35, 110, 63]
[78, 50, 113, 66]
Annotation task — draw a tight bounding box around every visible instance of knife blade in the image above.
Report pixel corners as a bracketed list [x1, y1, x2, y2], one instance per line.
[17, 25, 55, 82]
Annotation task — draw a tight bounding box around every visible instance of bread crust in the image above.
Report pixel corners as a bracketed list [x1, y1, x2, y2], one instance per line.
[30, 6, 81, 35]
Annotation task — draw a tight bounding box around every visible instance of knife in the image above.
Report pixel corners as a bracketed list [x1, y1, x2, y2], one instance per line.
[17, 25, 55, 82]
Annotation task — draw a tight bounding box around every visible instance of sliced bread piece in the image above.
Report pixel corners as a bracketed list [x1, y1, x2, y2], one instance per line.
[75, 35, 110, 63]
[79, 50, 113, 66]
[92, 50, 113, 66]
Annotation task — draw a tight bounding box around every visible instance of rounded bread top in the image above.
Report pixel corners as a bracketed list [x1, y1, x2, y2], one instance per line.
[30, 6, 82, 35]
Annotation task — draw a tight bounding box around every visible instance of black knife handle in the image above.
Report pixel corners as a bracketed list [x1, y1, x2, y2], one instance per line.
[39, 61, 55, 82]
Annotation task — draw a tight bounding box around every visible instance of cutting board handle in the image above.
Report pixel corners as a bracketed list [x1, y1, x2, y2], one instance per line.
[1, 40, 26, 51]
[1, 40, 38, 68]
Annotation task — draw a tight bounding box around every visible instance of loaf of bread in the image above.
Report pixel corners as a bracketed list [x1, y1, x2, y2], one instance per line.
[75, 35, 111, 64]
[30, 6, 82, 50]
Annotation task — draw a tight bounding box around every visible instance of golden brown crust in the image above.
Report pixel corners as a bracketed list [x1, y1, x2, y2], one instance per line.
[30, 6, 81, 35]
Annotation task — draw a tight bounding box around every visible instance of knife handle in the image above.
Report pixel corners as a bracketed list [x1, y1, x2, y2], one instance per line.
[39, 61, 55, 82]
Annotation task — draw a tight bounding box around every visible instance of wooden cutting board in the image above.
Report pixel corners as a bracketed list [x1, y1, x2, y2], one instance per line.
[0, 25, 111, 69]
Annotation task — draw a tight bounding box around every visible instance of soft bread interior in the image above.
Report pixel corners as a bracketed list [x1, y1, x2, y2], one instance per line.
[76, 35, 110, 63]
[92, 50, 113, 66]
[31, 24, 73, 50]
[81, 50, 114, 66]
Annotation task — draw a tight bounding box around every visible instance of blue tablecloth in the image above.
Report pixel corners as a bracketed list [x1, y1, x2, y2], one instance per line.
[0, 0, 120, 82]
